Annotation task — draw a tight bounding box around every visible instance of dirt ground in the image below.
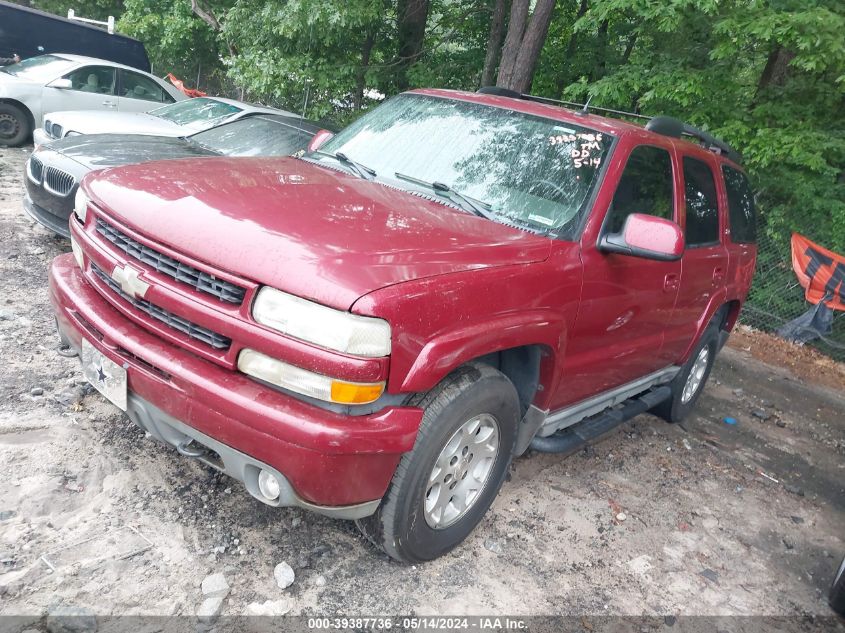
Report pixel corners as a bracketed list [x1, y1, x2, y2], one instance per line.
[0, 145, 843, 625]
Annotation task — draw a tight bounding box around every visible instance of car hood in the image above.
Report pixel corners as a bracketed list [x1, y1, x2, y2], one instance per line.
[47, 133, 216, 169]
[84, 157, 554, 310]
[45, 110, 188, 137]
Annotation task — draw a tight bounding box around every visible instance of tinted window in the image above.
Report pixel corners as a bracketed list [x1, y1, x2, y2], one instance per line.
[606, 145, 674, 233]
[191, 116, 314, 156]
[64, 65, 116, 95]
[315, 93, 611, 236]
[120, 69, 172, 103]
[683, 156, 719, 246]
[722, 166, 756, 243]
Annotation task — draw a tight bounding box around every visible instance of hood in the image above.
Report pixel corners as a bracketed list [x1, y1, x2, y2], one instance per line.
[46, 110, 187, 137]
[84, 157, 553, 310]
[48, 133, 215, 170]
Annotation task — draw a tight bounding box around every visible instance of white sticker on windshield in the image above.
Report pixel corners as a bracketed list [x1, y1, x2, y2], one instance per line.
[528, 214, 555, 226]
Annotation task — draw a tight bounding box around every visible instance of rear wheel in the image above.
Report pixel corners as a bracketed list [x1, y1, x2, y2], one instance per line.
[0, 103, 30, 147]
[356, 362, 520, 563]
[653, 325, 719, 423]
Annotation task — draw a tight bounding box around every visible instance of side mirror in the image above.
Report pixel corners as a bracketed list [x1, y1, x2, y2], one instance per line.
[307, 129, 334, 153]
[48, 78, 73, 89]
[599, 213, 684, 261]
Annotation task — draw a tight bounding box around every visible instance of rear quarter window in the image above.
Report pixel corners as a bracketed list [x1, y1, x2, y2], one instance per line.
[722, 166, 756, 243]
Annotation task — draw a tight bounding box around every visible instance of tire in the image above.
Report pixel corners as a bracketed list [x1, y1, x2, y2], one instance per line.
[356, 362, 520, 563]
[653, 324, 719, 423]
[830, 554, 845, 616]
[0, 103, 30, 147]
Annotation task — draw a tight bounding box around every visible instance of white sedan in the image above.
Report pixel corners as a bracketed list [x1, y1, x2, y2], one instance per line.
[34, 96, 297, 146]
[0, 53, 185, 147]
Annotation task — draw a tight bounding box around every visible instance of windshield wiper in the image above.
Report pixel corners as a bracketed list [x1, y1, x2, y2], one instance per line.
[394, 172, 494, 219]
[315, 150, 376, 180]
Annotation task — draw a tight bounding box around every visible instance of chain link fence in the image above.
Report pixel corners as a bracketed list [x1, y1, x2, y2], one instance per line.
[741, 229, 845, 362]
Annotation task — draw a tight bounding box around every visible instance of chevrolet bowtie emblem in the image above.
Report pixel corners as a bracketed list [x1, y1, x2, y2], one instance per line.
[111, 264, 150, 299]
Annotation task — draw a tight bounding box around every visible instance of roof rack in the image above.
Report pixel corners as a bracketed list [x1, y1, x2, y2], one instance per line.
[476, 87, 741, 164]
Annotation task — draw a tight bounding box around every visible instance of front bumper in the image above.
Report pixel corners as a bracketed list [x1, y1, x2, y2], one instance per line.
[49, 253, 424, 514]
[23, 189, 71, 238]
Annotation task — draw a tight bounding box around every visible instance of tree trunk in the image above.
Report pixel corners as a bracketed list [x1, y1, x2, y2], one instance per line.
[756, 46, 795, 94]
[589, 18, 608, 82]
[498, 0, 556, 93]
[354, 29, 377, 110]
[396, 0, 431, 90]
[480, 0, 509, 87]
[496, 0, 529, 89]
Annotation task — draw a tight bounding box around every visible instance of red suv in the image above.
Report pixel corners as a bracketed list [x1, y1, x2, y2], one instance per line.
[48, 88, 756, 562]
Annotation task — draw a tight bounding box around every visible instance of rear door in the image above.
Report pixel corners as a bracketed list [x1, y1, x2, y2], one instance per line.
[721, 165, 757, 299]
[116, 69, 175, 112]
[41, 65, 117, 116]
[664, 153, 730, 360]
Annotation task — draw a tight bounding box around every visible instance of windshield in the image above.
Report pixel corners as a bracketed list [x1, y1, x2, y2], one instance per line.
[149, 97, 242, 125]
[190, 115, 313, 156]
[312, 93, 611, 236]
[0, 54, 75, 81]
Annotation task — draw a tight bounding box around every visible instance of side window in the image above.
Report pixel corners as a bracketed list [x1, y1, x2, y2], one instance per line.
[682, 156, 720, 246]
[120, 69, 172, 103]
[64, 66, 116, 95]
[722, 166, 756, 243]
[606, 145, 674, 234]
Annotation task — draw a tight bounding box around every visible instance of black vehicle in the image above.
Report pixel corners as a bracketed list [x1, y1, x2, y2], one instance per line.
[0, 2, 150, 72]
[24, 114, 322, 238]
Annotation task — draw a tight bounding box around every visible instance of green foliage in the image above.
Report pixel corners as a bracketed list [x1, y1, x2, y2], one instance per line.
[32, 0, 124, 22]
[118, 0, 227, 85]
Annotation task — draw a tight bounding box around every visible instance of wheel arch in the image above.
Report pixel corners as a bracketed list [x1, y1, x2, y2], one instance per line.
[0, 98, 35, 130]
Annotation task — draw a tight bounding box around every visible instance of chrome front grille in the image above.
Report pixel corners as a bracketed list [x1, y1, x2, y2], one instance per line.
[91, 263, 232, 350]
[42, 166, 75, 196]
[27, 156, 43, 183]
[44, 119, 53, 138]
[95, 219, 247, 304]
[51, 123, 63, 139]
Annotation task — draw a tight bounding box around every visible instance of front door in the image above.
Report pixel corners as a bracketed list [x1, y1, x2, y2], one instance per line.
[557, 142, 682, 408]
[41, 65, 117, 118]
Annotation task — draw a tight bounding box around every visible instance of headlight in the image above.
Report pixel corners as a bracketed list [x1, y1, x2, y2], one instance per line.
[237, 349, 385, 404]
[73, 187, 89, 223]
[70, 233, 84, 269]
[252, 287, 391, 357]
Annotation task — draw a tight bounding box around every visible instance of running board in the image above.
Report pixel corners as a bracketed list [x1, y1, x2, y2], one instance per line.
[529, 386, 672, 454]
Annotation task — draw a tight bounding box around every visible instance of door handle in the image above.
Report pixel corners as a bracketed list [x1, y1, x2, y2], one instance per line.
[663, 273, 680, 292]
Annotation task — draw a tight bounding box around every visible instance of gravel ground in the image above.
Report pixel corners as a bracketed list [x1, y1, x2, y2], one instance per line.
[0, 145, 843, 624]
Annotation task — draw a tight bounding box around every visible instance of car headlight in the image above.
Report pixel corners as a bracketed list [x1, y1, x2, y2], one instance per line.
[238, 349, 385, 404]
[73, 187, 89, 223]
[252, 287, 391, 357]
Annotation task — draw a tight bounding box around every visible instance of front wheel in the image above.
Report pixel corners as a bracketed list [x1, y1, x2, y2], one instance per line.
[830, 554, 845, 615]
[356, 362, 520, 563]
[653, 325, 719, 423]
[0, 103, 30, 147]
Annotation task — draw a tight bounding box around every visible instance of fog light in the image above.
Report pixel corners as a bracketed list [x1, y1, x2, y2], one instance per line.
[257, 469, 281, 501]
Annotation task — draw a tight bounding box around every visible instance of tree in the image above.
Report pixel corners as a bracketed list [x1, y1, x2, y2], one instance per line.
[480, 0, 508, 87]
[496, 0, 556, 92]
[396, 0, 430, 90]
